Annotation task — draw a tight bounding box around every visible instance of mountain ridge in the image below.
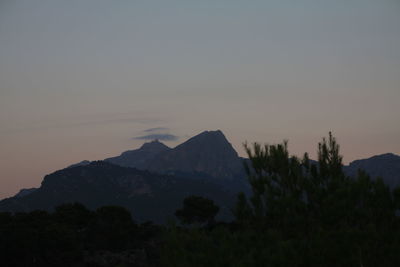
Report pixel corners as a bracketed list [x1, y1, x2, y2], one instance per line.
[2, 130, 399, 223]
[344, 152, 400, 189]
[105, 139, 171, 169]
[1, 161, 235, 223]
[147, 130, 244, 180]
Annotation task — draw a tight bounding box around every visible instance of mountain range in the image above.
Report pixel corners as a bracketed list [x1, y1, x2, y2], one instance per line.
[105, 130, 245, 181]
[1, 130, 399, 222]
[0, 161, 234, 223]
[343, 153, 400, 189]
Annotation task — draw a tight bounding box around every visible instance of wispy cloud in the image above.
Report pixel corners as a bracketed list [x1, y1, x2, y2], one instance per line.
[133, 134, 179, 141]
[0, 114, 162, 135]
[143, 127, 169, 133]
[134, 127, 180, 141]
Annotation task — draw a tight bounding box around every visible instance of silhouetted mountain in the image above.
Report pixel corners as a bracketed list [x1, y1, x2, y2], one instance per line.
[67, 160, 91, 168]
[102, 130, 248, 193]
[344, 153, 400, 189]
[105, 131, 244, 182]
[14, 188, 37, 198]
[105, 140, 171, 169]
[0, 161, 234, 223]
[147, 130, 244, 180]
[3, 130, 399, 225]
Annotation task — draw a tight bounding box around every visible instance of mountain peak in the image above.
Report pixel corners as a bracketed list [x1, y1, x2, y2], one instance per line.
[196, 130, 225, 139]
[198, 129, 224, 136]
[139, 139, 170, 151]
[177, 130, 231, 151]
[148, 130, 243, 179]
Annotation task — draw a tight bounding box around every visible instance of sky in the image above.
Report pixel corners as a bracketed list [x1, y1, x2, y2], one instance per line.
[0, 0, 399, 199]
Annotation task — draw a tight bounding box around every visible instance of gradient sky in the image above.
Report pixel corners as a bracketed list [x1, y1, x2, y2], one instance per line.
[1, 0, 399, 199]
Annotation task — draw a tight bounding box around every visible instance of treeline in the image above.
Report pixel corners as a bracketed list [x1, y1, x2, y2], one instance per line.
[163, 133, 400, 266]
[0, 203, 162, 266]
[1, 133, 400, 266]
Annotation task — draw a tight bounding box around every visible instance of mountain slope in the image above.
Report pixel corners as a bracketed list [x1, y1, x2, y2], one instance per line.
[147, 130, 244, 179]
[14, 188, 37, 198]
[344, 153, 400, 189]
[105, 140, 171, 169]
[0, 161, 235, 223]
[4, 130, 399, 224]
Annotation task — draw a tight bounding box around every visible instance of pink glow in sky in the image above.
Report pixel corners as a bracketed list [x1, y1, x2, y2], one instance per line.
[1, 0, 399, 199]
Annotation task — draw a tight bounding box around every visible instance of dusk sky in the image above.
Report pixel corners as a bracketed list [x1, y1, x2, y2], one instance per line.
[1, 0, 399, 199]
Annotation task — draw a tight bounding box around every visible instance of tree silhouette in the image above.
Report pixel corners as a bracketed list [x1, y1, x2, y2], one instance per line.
[175, 195, 219, 225]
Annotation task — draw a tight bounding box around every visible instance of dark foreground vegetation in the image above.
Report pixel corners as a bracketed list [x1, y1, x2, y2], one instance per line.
[163, 133, 400, 266]
[1, 133, 400, 266]
[0, 203, 162, 266]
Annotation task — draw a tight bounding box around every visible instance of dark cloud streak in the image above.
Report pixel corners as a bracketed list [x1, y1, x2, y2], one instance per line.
[143, 127, 169, 133]
[133, 134, 179, 141]
[0, 117, 162, 135]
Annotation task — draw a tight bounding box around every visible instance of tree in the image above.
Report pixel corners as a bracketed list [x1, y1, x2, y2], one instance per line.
[235, 133, 398, 233]
[54, 202, 93, 230]
[175, 196, 219, 225]
[164, 133, 400, 266]
[91, 206, 136, 250]
[235, 139, 307, 233]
